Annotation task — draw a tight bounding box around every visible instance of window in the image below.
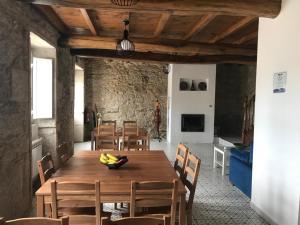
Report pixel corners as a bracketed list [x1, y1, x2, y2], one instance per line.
[32, 57, 53, 119]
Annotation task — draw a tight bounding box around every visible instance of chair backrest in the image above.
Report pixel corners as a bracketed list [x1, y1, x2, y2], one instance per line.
[122, 121, 138, 150]
[174, 144, 189, 178]
[127, 134, 150, 151]
[37, 153, 55, 185]
[130, 180, 178, 225]
[102, 120, 117, 127]
[182, 152, 201, 210]
[0, 217, 69, 225]
[51, 180, 101, 225]
[96, 124, 118, 150]
[123, 121, 137, 128]
[57, 142, 70, 164]
[101, 216, 169, 225]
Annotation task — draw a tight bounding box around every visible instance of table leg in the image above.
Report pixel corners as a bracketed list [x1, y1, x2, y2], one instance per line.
[179, 193, 186, 225]
[36, 195, 45, 217]
[91, 131, 94, 150]
[222, 151, 225, 176]
[224, 150, 228, 175]
[213, 147, 216, 168]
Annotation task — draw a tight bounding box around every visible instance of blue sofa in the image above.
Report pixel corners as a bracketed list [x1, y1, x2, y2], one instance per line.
[229, 144, 253, 198]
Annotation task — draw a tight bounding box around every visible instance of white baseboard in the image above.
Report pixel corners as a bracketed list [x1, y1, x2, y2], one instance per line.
[250, 201, 279, 225]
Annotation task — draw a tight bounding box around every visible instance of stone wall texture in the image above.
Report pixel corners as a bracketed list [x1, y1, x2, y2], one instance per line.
[215, 64, 256, 137]
[56, 47, 75, 167]
[83, 59, 168, 138]
[0, 0, 74, 218]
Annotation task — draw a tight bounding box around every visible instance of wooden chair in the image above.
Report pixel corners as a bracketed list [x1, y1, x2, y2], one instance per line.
[57, 142, 70, 164]
[37, 153, 55, 217]
[130, 180, 178, 225]
[174, 144, 189, 178]
[127, 134, 150, 151]
[122, 121, 138, 150]
[101, 216, 169, 225]
[0, 217, 69, 225]
[182, 152, 201, 225]
[50, 180, 103, 225]
[96, 124, 119, 150]
[37, 153, 55, 185]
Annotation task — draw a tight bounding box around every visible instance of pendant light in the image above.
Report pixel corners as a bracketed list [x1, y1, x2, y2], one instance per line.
[116, 19, 135, 54]
[111, 0, 139, 6]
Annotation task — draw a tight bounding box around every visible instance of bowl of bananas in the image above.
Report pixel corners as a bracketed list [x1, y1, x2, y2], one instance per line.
[99, 153, 128, 169]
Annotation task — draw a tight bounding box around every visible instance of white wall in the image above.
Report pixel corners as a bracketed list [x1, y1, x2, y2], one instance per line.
[74, 68, 84, 142]
[252, 0, 300, 224]
[167, 64, 216, 143]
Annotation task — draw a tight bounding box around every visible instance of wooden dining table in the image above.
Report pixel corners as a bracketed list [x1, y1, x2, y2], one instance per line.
[35, 150, 186, 225]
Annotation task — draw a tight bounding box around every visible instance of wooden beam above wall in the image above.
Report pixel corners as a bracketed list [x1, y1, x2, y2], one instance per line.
[80, 9, 98, 35]
[209, 17, 256, 43]
[71, 49, 257, 65]
[234, 31, 258, 44]
[22, 0, 281, 18]
[184, 15, 216, 40]
[152, 12, 171, 38]
[61, 36, 257, 56]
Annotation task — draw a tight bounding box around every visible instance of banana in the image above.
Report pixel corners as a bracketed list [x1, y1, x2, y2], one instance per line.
[100, 157, 108, 164]
[107, 153, 118, 161]
[101, 153, 108, 160]
[107, 159, 117, 164]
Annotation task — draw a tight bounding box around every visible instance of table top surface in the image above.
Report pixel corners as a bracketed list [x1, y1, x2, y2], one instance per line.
[36, 150, 186, 195]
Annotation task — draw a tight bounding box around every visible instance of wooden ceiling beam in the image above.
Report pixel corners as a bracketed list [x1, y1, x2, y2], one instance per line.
[71, 49, 257, 65]
[234, 31, 258, 45]
[61, 36, 257, 57]
[34, 5, 68, 34]
[184, 15, 216, 40]
[21, 0, 281, 18]
[152, 12, 171, 38]
[209, 16, 256, 43]
[80, 9, 97, 35]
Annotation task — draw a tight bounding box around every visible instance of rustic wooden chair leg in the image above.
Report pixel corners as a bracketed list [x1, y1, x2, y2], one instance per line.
[187, 209, 192, 225]
[45, 204, 52, 218]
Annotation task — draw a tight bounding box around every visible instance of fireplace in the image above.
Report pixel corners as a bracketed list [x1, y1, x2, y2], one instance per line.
[181, 114, 205, 132]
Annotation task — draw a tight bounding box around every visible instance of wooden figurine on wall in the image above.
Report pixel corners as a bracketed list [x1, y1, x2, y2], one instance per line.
[242, 95, 255, 146]
[154, 99, 162, 142]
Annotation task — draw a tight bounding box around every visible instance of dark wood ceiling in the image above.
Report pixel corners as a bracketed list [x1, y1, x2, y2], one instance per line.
[23, 0, 281, 64]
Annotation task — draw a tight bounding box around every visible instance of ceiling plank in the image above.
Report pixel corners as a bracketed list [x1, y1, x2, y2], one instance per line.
[234, 31, 258, 44]
[34, 5, 68, 33]
[80, 9, 97, 35]
[152, 12, 171, 38]
[21, 0, 281, 18]
[184, 15, 216, 40]
[61, 36, 257, 57]
[71, 49, 256, 65]
[209, 16, 256, 43]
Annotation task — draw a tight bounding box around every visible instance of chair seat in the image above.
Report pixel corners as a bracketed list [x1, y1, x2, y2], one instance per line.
[59, 208, 112, 218]
[122, 210, 170, 218]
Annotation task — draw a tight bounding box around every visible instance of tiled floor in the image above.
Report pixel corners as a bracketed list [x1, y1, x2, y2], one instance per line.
[73, 140, 269, 225]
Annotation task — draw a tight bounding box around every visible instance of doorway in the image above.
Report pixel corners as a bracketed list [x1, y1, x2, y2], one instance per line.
[74, 65, 84, 142]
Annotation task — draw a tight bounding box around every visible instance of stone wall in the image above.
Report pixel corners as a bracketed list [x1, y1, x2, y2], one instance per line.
[0, 0, 74, 218]
[215, 64, 256, 137]
[83, 59, 168, 138]
[56, 47, 75, 167]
